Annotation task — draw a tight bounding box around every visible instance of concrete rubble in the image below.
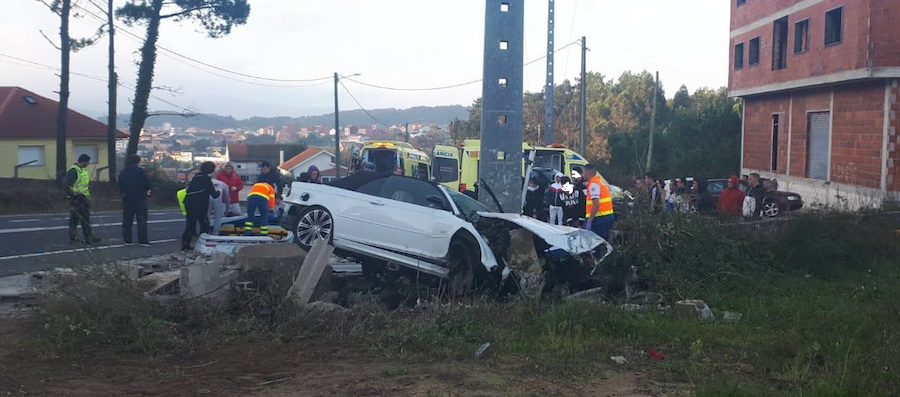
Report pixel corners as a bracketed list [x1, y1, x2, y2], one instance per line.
[674, 300, 715, 320]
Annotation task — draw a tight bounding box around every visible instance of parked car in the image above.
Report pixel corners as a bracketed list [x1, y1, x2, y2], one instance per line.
[281, 172, 613, 294]
[705, 179, 803, 217]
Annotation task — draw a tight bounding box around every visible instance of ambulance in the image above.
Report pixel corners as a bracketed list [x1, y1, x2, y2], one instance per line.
[353, 141, 431, 180]
[432, 139, 590, 197]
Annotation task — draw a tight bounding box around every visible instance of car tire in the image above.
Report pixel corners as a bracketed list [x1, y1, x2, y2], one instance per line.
[294, 206, 334, 250]
[446, 239, 476, 297]
[763, 201, 780, 218]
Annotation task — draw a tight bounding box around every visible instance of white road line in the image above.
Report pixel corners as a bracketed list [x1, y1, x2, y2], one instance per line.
[0, 219, 183, 234]
[0, 239, 179, 261]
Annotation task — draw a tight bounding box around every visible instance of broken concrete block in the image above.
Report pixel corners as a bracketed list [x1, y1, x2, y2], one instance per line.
[288, 239, 335, 304]
[235, 244, 307, 298]
[180, 261, 237, 298]
[610, 356, 627, 365]
[723, 311, 743, 322]
[306, 301, 348, 313]
[507, 229, 544, 297]
[674, 300, 714, 320]
[141, 270, 181, 295]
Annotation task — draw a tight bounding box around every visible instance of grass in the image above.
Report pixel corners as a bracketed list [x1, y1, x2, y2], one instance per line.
[27, 210, 900, 396]
[0, 177, 180, 215]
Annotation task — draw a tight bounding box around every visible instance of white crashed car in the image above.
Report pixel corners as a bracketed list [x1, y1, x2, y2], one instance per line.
[280, 172, 611, 293]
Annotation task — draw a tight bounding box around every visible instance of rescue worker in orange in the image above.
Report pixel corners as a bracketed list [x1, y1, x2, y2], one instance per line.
[244, 181, 276, 236]
[583, 164, 615, 241]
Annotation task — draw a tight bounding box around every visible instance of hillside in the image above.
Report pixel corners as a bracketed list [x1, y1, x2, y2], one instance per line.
[107, 105, 469, 130]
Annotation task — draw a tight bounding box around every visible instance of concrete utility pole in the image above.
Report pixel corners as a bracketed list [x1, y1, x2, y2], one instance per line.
[579, 36, 587, 156]
[106, 0, 117, 184]
[333, 72, 340, 178]
[543, 0, 555, 146]
[479, 0, 524, 213]
[646, 71, 659, 172]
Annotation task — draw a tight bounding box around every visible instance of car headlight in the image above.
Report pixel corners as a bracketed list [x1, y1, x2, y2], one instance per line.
[787, 196, 798, 201]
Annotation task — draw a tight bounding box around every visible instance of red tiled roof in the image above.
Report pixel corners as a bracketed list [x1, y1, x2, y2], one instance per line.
[318, 166, 348, 176]
[226, 143, 284, 162]
[279, 148, 325, 171]
[0, 86, 128, 139]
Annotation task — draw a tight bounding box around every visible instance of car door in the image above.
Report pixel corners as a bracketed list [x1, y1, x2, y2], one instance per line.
[332, 177, 387, 246]
[365, 176, 450, 259]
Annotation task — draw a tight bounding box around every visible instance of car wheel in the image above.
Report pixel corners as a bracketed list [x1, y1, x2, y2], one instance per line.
[763, 201, 780, 218]
[294, 206, 333, 250]
[446, 239, 476, 296]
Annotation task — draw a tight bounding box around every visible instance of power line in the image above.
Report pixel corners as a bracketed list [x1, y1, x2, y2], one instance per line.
[563, 0, 580, 79]
[75, 0, 333, 85]
[344, 40, 581, 92]
[338, 80, 385, 126]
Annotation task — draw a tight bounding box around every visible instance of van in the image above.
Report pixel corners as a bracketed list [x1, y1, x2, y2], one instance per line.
[354, 141, 431, 180]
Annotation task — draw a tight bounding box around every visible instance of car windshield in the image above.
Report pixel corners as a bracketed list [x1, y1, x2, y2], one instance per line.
[443, 187, 489, 219]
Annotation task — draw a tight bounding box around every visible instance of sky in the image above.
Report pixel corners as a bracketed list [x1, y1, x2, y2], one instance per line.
[0, 0, 730, 120]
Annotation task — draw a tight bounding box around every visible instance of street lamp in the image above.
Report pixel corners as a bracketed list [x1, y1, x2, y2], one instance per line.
[334, 72, 361, 179]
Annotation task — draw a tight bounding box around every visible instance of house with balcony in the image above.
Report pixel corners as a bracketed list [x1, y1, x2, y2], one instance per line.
[729, 0, 900, 207]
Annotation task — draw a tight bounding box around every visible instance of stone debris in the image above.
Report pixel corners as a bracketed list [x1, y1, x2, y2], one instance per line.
[475, 342, 491, 358]
[610, 356, 628, 365]
[507, 228, 544, 298]
[674, 300, 714, 320]
[722, 311, 743, 322]
[287, 239, 335, 304]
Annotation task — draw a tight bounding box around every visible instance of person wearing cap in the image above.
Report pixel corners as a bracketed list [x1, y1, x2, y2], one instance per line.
[545, 171, 565, 225]
[64, 154, 100, 244]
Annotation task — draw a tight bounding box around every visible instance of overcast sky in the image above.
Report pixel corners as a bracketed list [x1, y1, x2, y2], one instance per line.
[0, 0, 730, 119]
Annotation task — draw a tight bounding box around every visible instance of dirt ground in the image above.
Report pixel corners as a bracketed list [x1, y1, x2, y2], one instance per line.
[0, 318, 682, 397]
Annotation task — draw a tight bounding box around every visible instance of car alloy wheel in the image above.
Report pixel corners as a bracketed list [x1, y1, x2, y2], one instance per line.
[763, 201, 780, 218]
[295, 206, 333, 250]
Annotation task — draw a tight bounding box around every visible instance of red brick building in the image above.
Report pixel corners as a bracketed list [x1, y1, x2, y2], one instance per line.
[729, 0, 900, 208]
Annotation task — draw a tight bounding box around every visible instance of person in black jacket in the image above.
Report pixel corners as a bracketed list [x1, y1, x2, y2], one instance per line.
[181, 162, 220, 252]
[745, 172, 766, 219]
[118, 154, 152, 246]
[257, 161, 283, 197]
[693, 177, 716, 213]
[523, 178, 543, 218]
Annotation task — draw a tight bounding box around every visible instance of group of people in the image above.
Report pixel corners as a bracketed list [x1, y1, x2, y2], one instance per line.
[638, 171, 769, 219]
[523, 164, 616, 241]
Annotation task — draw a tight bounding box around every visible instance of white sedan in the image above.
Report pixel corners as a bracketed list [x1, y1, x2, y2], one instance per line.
[280, 172, 610, 294]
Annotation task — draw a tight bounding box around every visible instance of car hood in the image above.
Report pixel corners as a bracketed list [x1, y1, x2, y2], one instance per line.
[476, 212, 609, 255]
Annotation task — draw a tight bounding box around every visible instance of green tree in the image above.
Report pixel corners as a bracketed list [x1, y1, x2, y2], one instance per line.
[672, 84, 692, 110]
[119, 0, 250, 155]
[664, 87, 742, 178]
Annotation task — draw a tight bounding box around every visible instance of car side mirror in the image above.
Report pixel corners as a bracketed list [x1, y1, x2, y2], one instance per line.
[426, 195, 447, 209]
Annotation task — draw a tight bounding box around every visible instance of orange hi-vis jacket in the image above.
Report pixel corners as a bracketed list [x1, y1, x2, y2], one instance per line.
[585, 175, 614, 218]
[247, 182, 276, 210]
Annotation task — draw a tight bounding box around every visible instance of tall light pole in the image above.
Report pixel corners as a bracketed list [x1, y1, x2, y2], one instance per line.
[579, 36, 587, 156]
[544, 0, 555, 146]
[333, 72, 360, 179]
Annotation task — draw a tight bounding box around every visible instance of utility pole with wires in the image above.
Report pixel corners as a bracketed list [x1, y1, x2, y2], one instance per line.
[646, 71, 659, 172]
[333, 72, 341, 179]
[543, 0, 555, 146]
[106, 0, 117, 184]
[579, 36, 587, 156]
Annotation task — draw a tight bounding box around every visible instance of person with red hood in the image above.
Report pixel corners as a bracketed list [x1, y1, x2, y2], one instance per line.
[717, 175, 746, 218]
[216, 163, 243, 216]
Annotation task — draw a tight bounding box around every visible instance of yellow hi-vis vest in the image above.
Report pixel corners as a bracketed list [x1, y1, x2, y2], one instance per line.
[69, 164, 90, 197]
[585, 175, 614, 217]
[177, 189, 187, 215]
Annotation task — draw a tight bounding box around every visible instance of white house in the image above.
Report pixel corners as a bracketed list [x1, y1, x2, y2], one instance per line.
[279, 147, 347, 182]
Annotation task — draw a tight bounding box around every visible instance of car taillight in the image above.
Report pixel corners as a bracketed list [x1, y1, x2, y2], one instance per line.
[459, 183, 467, 192]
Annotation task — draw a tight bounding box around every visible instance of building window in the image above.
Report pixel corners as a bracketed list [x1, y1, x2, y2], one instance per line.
[736, 0, 746, 7]
[73, 145, 99, 164]
[17, 146, 44, 166]
[825, 7, 843, 46]
[734, 42, 744, 69]
[794, 19, 810, 53]
[749, 37, 760, 66]
[772, 17, 788, 70]
[771, 114, 780, 172]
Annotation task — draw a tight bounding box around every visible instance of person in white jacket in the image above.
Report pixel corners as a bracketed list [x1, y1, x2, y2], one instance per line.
[209, 177, 230, 235]
[546, 172, 565, 226]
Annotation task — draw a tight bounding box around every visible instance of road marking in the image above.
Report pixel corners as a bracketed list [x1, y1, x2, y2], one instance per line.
[0, 219, 183, 234]
[0, 239, 179, 261]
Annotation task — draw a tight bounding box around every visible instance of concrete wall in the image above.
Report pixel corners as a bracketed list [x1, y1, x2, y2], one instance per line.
[729, 0, 871, 92]
[1, 139, 112, 181]
[890, 79, 900, 194]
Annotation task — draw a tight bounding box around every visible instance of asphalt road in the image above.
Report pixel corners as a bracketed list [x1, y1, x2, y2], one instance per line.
[0, 209, 186, 277]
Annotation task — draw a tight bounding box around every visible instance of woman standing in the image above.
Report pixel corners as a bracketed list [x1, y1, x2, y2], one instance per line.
[717, 175, 746, 219]
[216, 163, 243, 216]
[182, 162, 220, 252]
